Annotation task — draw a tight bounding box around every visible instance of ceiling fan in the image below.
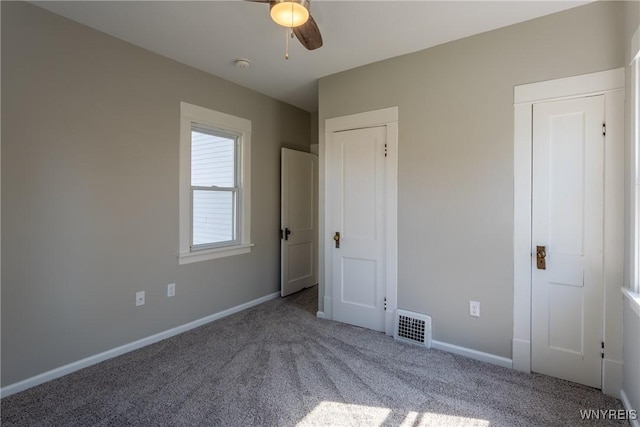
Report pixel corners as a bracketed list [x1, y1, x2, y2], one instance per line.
[249, 0, 323, 55]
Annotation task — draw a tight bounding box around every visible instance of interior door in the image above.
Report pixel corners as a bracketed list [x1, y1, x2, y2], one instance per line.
[531, 95, 605, 388]
[281, 148, 317, 297]
[330, 126, 386, 332]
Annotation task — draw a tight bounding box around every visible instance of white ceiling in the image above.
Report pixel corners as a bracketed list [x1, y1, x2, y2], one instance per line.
[34, 1, 592, 112]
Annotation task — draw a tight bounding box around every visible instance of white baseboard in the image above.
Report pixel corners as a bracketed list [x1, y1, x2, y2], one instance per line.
[316, 311, 325, 319]
[323, 296, 332, 319]
[512, 338, 531, 373]
[602, 358, 624, 398]
[0, 291, 280, 398]
[384, 310, 395, 336]
[431, 340, 513, 369]
[620, 389, 640, 427]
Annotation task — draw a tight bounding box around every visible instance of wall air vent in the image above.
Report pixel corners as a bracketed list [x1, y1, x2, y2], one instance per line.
[394, 309, 432, 348]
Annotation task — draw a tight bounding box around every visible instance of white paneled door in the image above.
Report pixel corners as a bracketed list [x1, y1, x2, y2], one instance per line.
[330, 126, 387, 332]
[281, 148, 317, 297]
[531, 95, 605, 388]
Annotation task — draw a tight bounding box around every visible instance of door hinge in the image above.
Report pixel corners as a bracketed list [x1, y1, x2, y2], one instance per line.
[384, 143, 388, 157]
[601, 341, 605, 359]
[384, 297, 387, 311]
[602, 123, 606, 136]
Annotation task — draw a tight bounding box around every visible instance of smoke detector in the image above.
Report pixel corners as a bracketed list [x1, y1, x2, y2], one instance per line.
[234, 58, 251, 69]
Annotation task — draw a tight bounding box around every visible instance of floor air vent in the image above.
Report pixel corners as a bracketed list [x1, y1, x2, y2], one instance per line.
[395, 309, 432, 348]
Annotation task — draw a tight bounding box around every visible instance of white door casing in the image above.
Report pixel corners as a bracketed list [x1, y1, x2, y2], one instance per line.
[281, 148, 317, 297]
[323, 107, 398, 335]
[531, 96, 604, 388]
[513, 69, 624, 396]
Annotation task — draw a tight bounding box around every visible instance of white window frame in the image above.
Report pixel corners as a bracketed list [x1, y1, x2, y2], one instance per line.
[623, 25, 640, 317]
[179, 102, 252, 264]
[631, 26, 640, 293]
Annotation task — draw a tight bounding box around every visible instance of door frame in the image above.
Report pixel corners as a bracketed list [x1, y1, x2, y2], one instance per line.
[321, 107, 398, 335]
[513, 69, 624, 395]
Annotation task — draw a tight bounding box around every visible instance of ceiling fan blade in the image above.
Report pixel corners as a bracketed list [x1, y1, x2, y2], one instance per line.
[292, 14, 323, 50]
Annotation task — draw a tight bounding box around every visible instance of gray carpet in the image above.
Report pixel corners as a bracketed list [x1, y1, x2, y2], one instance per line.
[1, 286, 627, 426]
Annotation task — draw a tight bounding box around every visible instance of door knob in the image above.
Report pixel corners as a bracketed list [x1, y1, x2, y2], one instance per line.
[280, 228, 291, 240]
[536, 245, 546, 270]
[333, 232, 340, 248]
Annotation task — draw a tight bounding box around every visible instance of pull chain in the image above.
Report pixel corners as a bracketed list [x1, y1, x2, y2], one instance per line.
[285, 28, 288, 59]
[284, 2, 296, 60]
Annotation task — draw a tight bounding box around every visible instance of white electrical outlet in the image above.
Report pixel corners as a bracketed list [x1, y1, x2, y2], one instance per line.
[469, 300, 480, 317]
[167, 283, 175, 297]
[136, 291, 145, 306]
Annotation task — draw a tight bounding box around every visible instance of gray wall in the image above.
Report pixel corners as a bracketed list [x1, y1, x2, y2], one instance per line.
[318, 1, 626, 359]
[623, 0, 640, 413]
[1, 2, 310, 386]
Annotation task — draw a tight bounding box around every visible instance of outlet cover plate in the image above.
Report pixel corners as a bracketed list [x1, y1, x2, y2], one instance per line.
[469, 300, 480, 317]
[167, 283, 175, 297]
[136, 291, 145, 306]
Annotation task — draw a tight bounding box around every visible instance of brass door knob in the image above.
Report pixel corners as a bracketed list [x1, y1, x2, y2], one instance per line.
[536, 245, 546, 270]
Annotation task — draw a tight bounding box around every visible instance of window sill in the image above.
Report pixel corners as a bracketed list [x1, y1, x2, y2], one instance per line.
[621, 287, 640, 318]
[178, 243, 254, 265]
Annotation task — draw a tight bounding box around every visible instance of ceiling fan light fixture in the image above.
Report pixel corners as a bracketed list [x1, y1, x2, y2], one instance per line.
[270, 0, 309, 28]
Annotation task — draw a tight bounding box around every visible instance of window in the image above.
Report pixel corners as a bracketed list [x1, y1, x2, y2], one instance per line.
[179, 102, 252, 264]
[634, 54, 640, 292]
[633, 27, 640, 291]
[191, 127, 238, 247]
